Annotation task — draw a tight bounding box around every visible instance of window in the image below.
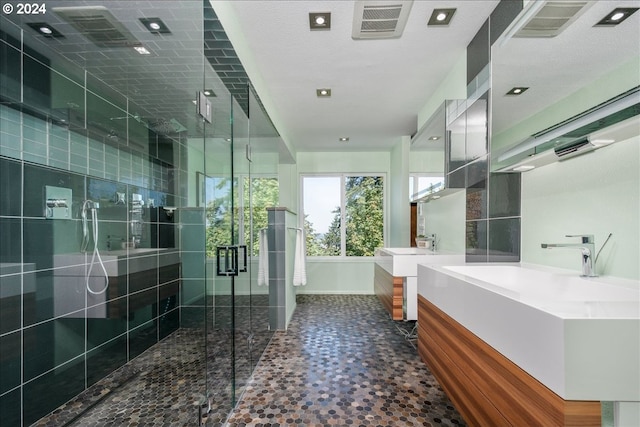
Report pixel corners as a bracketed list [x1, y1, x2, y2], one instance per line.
[203, 175, 278, 257]
[302, 175, 384, 257]
[409, 174, 444, 200]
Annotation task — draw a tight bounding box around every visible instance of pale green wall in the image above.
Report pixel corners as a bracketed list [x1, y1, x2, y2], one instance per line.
[409, 150, 445, 174]
[411, 52, 468, 250]
[422, 191, 466, 253]
[390, 137, 411, 247]
[417, 53, 467, 129]
[521, 136, 639, 280]
[298, 259, 374, 295]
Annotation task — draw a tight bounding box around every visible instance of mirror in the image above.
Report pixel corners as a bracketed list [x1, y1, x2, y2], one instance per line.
[409, 102, 446, 201]
[490, 1, 640, 172]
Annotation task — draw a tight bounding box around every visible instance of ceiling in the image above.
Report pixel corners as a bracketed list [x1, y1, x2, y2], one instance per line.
[3, 1, 638, 158]
[213, 0, 640, 154]
[212, 0, 501, 152]
[491, 0, 640, 136]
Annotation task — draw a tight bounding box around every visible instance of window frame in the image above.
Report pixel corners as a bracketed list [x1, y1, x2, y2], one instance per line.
[300, 172, 387, 258]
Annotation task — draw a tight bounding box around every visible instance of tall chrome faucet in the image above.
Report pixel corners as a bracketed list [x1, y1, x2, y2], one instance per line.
[425, 233, 437, 252]
[541, 234, 596, 277]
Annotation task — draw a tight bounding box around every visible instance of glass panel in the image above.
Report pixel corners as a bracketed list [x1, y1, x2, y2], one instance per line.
[345, 176, 384, 256]
[303, 176, 341, 256]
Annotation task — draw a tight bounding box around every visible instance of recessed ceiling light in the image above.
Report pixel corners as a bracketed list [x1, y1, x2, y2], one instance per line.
[506, 87, 529, 96]
[139, 18, 171, 34]
[595, 7, 639, 26]
[203, 89, 217, 97]
[316, 88, 332, 97]
[339, 137, 349, 142]
[428, 8, 456, 26]
[133, 46, 151, 55]
[309, 12, 331, 30]
[428, 136, 440, 141]
[27, 23, 64, 38]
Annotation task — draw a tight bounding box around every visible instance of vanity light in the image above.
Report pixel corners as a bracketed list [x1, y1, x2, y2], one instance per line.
[309, 12, 331, 30]
[316, 88, 332, 97]
[506, 87, 529, 96]
[428, 8, 456, 26]
[139, 18, 172, 34]
[595, 7, 638, 26]
[591, 138, 615, 146]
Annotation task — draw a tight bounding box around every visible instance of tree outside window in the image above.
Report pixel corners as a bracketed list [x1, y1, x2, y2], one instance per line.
[303, 175, 384, 257]
[204, 175, 278, 258]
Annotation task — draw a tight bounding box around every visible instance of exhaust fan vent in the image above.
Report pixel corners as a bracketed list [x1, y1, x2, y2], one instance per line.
[352, 1, 413, 39]
[53, 6, 140, 48]
[514, 1, 590, 38]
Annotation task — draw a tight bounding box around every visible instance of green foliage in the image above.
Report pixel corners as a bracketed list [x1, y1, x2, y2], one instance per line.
[306, 176, 384, 257]
[205, 176, 278, 258]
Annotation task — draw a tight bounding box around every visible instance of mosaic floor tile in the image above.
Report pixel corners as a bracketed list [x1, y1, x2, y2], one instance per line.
[34, 295, 466, 427]
[225, 295, 466, 427]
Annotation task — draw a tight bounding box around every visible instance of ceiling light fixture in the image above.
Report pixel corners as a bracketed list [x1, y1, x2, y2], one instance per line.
[506, 87, 529, 96]
[139, 17, 172, 34]
[309, 12, 331, 30]
[203, 89, 217, 97]
[595, 7, 638, 26]
[133, 46, 151, 55]
[27, 23, 64, 38]
[428, 136, 440, 141]
[316, 88, 332, 97]
[339, 137, 349, 142]
[428, 8, 456, 26]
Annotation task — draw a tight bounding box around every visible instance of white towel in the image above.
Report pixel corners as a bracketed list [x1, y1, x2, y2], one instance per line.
[293, 229, 307, 286]
[257, 229, 269, 286]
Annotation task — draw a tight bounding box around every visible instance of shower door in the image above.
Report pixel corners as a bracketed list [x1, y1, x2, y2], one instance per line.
[202, 83, 274, 420]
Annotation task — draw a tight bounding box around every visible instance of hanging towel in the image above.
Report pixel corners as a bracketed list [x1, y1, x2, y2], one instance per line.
[257, 229, 269, 286]
[293, 229, 307, 286]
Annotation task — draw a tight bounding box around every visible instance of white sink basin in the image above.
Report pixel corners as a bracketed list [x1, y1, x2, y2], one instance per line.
[379, 247, 435, 255]
[418, 263, 640, 401]
[443, 265, 639, 305]
[375, 247, 463, 276]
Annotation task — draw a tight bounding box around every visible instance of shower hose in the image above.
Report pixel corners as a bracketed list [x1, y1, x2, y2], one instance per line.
[81, 200, 109, 295]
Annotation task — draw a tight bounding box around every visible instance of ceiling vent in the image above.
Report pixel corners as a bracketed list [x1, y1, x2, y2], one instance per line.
[513, 1, 591, 38]
[352, 0, 414, 39]
[53, 6, 141, 48]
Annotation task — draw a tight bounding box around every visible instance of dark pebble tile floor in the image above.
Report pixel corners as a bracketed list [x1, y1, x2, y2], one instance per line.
[225, 295, 466, 427]
[34, 295, 466, 427]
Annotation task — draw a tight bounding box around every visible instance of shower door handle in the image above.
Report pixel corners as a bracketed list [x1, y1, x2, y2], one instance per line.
[216, 245, 248, 276]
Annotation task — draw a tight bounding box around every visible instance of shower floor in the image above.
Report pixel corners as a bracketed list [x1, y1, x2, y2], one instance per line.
[34, 295, 466, 426]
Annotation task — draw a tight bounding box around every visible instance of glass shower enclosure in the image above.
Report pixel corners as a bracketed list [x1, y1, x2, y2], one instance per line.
[0, 1, 277, 425]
